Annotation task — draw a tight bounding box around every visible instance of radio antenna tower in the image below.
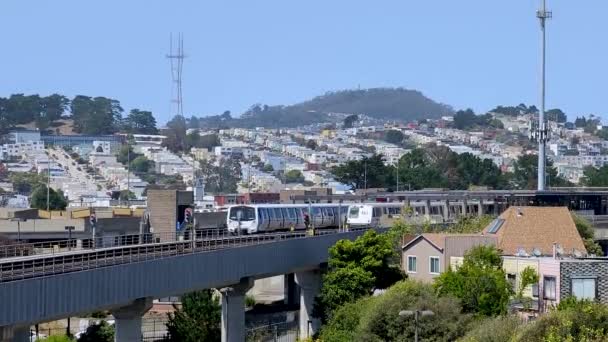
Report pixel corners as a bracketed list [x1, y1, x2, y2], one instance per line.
[167, 33, 186, 117]
[536, 0, 551, 191]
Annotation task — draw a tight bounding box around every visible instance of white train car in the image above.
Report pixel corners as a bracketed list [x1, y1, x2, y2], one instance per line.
[226, 204, 349, 234]
[346, 202, 448, 227]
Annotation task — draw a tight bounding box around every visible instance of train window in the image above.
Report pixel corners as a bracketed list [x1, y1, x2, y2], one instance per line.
[373, 207, 382, 217]
[229, 206, 255, 221]
[268, 209, 275, 219]
[281, 208, 289, 220]
[274, 208, 283, 219]
[258, 209, 263, 220]
[288, 208, 297, 219]
[313, 207, 321, 216]
[349, 207, 359, 218]
[261, 208, 268, 220]
[326, 208, 334, 217]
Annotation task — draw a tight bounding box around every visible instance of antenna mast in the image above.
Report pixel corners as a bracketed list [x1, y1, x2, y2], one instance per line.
[536, 0, 551, 190]
[167, 33, 186, 117]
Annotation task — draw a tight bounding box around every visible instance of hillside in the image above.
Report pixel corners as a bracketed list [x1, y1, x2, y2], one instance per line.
[194, 87, 453, 129]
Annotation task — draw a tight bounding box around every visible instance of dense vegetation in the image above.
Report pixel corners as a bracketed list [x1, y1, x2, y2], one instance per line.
[313, 230, 405, 323]
[0, 93, 158, 136]
[331, 145, 571, 191]
[187, 88, 452, 129]
[165, 290, 221, 342]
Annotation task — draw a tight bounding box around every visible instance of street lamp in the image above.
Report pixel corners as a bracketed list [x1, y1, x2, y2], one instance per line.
[398, 310, 435, 342]
[65, 226, 75, 251]
[10, 218, 25, 242]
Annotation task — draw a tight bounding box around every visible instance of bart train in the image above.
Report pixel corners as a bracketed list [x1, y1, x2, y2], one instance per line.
[226, 202, 454, 234]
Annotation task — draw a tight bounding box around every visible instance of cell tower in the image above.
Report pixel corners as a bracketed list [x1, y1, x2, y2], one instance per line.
[167, 33, 186, 117]
[535, 0, 551, 191]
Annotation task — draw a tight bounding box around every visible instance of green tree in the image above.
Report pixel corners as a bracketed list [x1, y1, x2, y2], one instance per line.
[198, 159, 241, 194]
[581, 165, 608, 187]
[123, 109, 158, 134]
[512, 301, 608, 341]
[306, 139, 318, 150]
[546, 108, 567, 123]
[77, 320, 114, 342]
[71, 96, 123, 135]
[163, 115, 188, 153]
[38, 94, 69, 130]
[572, 214, 603, 255]
[130, 156, 153, 173]
[343, 114, 358, 129]
[116, 144, 139, 165]
[262, 164, 274, 172]
[284, 170, 304, 183]
[320, 281, 473, 342]
[314, 230, 405, 322]
[384, 130, 404, 144]
[165, 290, 221, 342]
[508, 154, 570, 189]
[30, 186, 68, 210]
[9, 172, 47, 194]
[332, 154, 392, 190]
[118, 190, 136, 201]
[453, 109, 478, 130]
[185, 132, 220, 151]
[435, 245, 512, 317]
[459, 315, 524, 342]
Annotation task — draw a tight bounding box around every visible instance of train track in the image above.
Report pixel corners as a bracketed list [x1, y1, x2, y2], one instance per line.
[0, 228, 366, 284]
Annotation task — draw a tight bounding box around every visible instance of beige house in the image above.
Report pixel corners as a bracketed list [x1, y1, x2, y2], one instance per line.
[483, 206, 586, 256]
[401, 233, 496, 282]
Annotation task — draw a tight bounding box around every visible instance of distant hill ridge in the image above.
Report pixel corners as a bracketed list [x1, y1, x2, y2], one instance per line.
[195, 87, 453, 128]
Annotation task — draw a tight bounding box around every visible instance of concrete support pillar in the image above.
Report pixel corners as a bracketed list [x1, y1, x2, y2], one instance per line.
[461, 200, 468, 217]
[0, 326, 30, 342]
[0, 326, 14, 342]
[424, 200, 431, 217]
[284, 273, 299, 306]
[295, 270, 322, 340]
[110, 297, 152, 342]
[221, 278, 254, 342]
[443, 200, 450, 222]
[13, 327, 29, 342]
[477, 200, 483, 217]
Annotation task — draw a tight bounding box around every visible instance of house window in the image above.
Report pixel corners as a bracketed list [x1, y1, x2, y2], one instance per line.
[572, 278, 596, 300]
[543, 276, 556, 300]
[407, 256, 417, 273]
[507, 274, 517, 291]
[532, 284, 539, 298]
[430, 257, 440, 274]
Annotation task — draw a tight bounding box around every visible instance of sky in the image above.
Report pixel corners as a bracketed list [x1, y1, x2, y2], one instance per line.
[1, 1, 608, 124]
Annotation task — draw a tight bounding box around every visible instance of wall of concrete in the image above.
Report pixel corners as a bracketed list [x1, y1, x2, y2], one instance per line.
[147, 190, 177, 241]
[0, 219, 85, 233]
[0, 229, 382, 327]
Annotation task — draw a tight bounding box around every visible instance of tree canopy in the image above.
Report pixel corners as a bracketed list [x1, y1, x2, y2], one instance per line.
[320, 281, 473, 342]
[284, 170, 305, 183]
[165, 290, 221, 342]
[71, 95, 123, 135]
[313, 230, 404, 323]
[509, 154, 571, 189]
[434, 245, 512, 317]
[123, 109, 158, 134]
[77, 320, 114, 342]
[343, 114, 358, 128]
[384, 130, 405, 144]
[30, 186, 68, 210]
[198, 159, 241, 193]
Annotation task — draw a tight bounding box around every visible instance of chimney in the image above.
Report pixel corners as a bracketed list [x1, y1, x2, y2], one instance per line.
[552, 242, 557, 259]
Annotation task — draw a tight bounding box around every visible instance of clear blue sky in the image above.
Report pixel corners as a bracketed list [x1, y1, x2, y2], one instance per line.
[2, 1, 607, 124]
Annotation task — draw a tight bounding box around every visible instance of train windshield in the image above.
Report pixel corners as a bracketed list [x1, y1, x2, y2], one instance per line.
[348, 207, 360, 218]
[229, 206, 256, 221]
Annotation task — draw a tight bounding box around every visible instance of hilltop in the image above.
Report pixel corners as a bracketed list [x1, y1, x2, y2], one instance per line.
[193, 88, 453, 129]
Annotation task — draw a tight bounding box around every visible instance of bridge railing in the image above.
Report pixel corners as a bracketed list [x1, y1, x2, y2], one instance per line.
[0, 227, 374, 283]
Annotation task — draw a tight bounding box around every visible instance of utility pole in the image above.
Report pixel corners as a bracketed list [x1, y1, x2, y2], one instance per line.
[536, 0, 551, 190]
[47, 153, 51, 211]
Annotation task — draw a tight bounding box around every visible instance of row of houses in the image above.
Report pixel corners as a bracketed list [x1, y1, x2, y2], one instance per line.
[402, 206, 603, 313]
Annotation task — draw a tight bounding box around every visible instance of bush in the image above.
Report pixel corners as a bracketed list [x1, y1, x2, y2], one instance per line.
[320, 281, 473, 342]
[512, 302, 608, 341]
[77, 321, 114, 342]
[459, 315, 524, 342]
[38, 336, 74, 342]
